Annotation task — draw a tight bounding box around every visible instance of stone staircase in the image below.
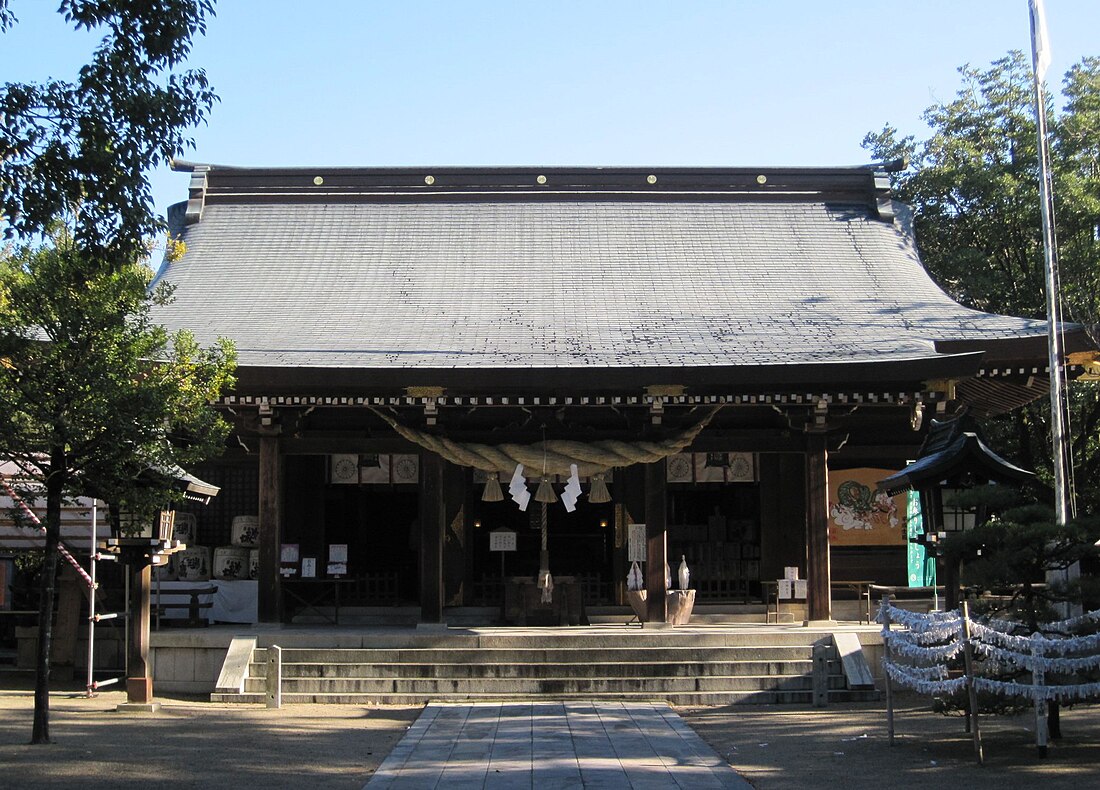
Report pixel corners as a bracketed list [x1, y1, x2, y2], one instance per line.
[211, 629, 879, 706]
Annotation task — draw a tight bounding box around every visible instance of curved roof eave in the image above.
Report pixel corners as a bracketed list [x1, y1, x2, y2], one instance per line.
[228, 350, 988, 397]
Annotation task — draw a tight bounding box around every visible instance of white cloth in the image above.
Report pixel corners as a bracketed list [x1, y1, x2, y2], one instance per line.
[212, 580, 258, 624]
[154, 579, 258, 624]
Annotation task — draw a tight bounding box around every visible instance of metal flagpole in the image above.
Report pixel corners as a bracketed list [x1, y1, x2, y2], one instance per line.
[1029, 0, 1078, 602]
[86, 502, 96, 697]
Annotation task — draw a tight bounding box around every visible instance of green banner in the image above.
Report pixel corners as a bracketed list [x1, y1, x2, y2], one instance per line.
[905, 491, 935, 586]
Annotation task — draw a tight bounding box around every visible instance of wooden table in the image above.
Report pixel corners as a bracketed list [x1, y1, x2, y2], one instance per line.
[282, 578, 357, 624]
[761, 580, 805, 624]
[830, 580, 877, 623]
[868, 584, 947, 618]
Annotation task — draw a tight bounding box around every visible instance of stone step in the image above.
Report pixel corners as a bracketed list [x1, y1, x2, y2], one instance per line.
[254, 659, 839, 680]
[293, 605, 776, 627]
[217, 630, 878, 706]
[241, 673, 849, 695]
[212, 688, 880, 706]
[253, 630, 830, 650]
[249, 645, 825, 665]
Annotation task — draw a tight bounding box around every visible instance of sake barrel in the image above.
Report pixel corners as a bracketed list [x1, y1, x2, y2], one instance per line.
[249, 548, 260, 580]
[173, 512, 197, 546]
[213, 545, 250, 580]
[176, 545, 211, 581]
[231, 515, 260, 547]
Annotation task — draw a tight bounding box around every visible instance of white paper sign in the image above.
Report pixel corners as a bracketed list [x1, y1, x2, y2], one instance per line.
[778, 579, 793, 600]
[628, 524, 647, 563]
[784, 566, 800, 581]
[793, 579, 808, 599]
[508, 464, 531, 511]
[561, 464, 581, 512]
[489, 529, 517, 552]
[329, 544, 348, 563]
[301, 557, 316, 578]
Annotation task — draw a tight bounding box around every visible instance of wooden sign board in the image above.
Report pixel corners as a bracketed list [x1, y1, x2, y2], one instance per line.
[489, 529, 517, 552]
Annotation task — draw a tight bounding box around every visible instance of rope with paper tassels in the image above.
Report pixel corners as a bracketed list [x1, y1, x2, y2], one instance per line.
[366, 405, 723, 476]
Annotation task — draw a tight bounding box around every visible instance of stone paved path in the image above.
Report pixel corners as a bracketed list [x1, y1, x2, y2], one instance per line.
[364, 701, 752, 789]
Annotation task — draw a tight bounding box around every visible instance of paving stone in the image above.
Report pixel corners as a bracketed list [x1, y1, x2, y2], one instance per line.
[364, 701, 751, 789]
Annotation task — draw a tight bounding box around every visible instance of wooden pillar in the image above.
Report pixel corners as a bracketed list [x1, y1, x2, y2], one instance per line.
[258, 430, 284, 624]
[442, 462, 467, 606]
[644, 461, 668, 624]
[126, 563, 152, 703]
[805, 431, 831, 622]
[419, 452, 445, 623]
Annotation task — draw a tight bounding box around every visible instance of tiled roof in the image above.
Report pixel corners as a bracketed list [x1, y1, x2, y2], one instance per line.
[151, 166, 1050, 373]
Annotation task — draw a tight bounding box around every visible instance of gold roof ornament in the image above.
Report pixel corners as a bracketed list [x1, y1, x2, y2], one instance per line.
[1068, 351, 1100, 381]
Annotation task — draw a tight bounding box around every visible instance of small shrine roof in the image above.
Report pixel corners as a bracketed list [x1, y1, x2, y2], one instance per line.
[877, 418, 1035, 496]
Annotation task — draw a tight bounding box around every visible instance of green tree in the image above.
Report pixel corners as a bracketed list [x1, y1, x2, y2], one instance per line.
[0, 1, 217, 261]
[942, 493, 1100, 737]
[0, 236, 235, 744]
[945, 497, 1100, 626]
[863, 52, 1100, 511]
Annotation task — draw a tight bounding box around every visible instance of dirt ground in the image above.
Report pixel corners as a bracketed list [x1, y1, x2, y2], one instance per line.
[0, 685, 420, 790]
[2, 681, 1099, 789]
[682, 694, 1100, 789]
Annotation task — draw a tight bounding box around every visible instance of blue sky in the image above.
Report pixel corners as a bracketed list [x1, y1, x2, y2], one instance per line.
[2, 1, 1099, 218]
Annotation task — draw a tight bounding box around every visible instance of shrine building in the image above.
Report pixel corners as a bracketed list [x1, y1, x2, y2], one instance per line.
[150, 161, 1089, 627]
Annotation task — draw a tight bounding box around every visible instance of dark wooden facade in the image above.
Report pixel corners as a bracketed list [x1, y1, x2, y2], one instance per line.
[203, 396, 969, 624]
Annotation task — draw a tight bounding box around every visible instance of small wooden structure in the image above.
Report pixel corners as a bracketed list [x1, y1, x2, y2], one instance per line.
[878, 416, 1037, 606]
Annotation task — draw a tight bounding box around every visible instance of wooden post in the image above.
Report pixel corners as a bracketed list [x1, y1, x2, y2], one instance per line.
[882, 594, 895, 745]
[419, 452, 445, 623]
[257, 430, 284, 624]
[442, 462, 466, 606]
[960, 601, 984, 765]
[125, 562, 153, 704]
[1033, 632, 1048, 758]
[805, 431, 831, 622]
[644, 461, 668, 625]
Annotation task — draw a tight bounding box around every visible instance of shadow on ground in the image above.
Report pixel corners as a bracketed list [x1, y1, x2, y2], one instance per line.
[681, 693, 1100, 790]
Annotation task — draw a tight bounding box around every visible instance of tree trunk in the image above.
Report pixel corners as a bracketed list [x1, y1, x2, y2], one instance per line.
[31, 452, 64, 744]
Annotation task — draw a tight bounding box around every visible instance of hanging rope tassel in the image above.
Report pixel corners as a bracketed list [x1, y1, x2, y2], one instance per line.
[588, 474, 611, 503]
[481, 473, 504, 502]
[534, 476, 557, 503]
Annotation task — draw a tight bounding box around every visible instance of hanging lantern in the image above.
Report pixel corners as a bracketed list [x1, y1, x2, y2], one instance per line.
[588, 473, 611, 503]
[481, 472, 504, 502]
[534, 476, 558, 503]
